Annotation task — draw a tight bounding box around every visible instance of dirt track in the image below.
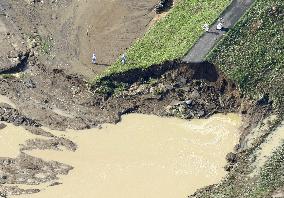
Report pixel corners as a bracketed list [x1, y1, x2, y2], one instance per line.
[0, 0, 180, 132]
[0, 0, 251, 130]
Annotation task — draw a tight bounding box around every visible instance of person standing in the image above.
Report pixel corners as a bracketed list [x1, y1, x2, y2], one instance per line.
[216, 17, 224, 30]
[216, 22, 223, 30]
[121, 53, 127, 64]
[202, 23, 209, 32]
[92, 52, 97, 64]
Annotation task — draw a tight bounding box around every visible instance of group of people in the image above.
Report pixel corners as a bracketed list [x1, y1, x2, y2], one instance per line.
[92, 52, 127, 65]
[202, 18, 224, 32]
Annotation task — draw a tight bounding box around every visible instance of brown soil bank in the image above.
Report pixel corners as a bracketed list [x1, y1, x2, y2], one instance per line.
[0, 59, 246, 197]
[0, 58, 274, 197]
[0, 0, 157, 78]
[0, 57, 240, 131]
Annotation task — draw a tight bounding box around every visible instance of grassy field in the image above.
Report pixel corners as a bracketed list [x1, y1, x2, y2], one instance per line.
[93, 0, 231, 82]
[207, 0, 283, 109]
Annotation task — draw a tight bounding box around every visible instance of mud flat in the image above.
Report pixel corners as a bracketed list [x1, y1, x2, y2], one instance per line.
[8, 113, 242, 198]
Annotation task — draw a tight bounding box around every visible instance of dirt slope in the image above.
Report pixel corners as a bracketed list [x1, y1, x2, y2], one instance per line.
[1, 0, 157, 78]
[75, 0, 157, 74]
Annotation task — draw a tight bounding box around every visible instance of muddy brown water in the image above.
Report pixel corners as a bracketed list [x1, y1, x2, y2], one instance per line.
[4, 113, 241, 198]
[0, 123, 38, 158]
[0, 95, 17, 109]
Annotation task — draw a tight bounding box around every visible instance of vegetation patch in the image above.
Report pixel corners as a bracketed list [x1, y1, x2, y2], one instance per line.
[94, 0, 231, 83]
[40, 36, 53, 55]
[207, 0, 283, 109]
[249, 141, 284, 197]
[94, 80, 129, 96]
[0, 74, 15, 79]
[202, 142, 284, 198]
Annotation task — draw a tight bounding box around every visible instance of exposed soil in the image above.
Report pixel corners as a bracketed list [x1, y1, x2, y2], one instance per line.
[0, 57, 273, 196]
[0, 0, 244, 132]
[0, 59, 241, 130]
[0, 153, 73, 197]
[0, 0, 158, 78]
[0, 0, 278, 197]
[0, 47, 248, 196]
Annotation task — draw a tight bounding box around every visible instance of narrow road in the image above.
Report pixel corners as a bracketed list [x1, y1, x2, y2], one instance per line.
[183, 0, 254, 63]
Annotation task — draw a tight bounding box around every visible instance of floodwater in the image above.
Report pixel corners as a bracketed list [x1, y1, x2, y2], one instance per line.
[0, 123, 38, 158]
[0, 95, 17, 109]
[6, 113, 242, 198]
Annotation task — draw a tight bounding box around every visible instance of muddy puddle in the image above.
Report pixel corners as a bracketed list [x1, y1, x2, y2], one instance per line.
[5, 113, 241, 198]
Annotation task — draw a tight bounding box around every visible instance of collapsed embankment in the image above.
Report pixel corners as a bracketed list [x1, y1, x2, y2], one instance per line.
[0, 59, 240, 197]
[92, 59, 276, 147]
[0, 59, 241, 130]
[0, 58, 277, 197]
[94, 60, 219, 86]
[89, 61, 244, 134]
[0, 0, 282, 196]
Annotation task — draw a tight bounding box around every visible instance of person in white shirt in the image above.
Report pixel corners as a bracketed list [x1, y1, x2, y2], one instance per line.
[216, 22, 223, 30]
[92, 52, 97, 64]
[121, 53, 127, 64]
[203, 23, 209, 32]
[217, 17, 224, 30]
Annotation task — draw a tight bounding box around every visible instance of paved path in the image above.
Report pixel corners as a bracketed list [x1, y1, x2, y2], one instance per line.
[183, 0, 254, 63]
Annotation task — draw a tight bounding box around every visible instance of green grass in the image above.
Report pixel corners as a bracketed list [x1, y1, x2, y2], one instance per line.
[0, 74, 14, 79]
[94, 0, 231, 82]
[37, 35, 53, 55]
[252, 141, 284, 197]
[207, 0, 284, 109]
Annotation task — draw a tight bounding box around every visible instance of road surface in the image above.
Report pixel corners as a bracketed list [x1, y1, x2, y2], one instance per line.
[183, 0, 255, 63]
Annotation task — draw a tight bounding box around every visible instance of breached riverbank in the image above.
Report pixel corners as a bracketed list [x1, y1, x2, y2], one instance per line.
[0, 113, 241, 198]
